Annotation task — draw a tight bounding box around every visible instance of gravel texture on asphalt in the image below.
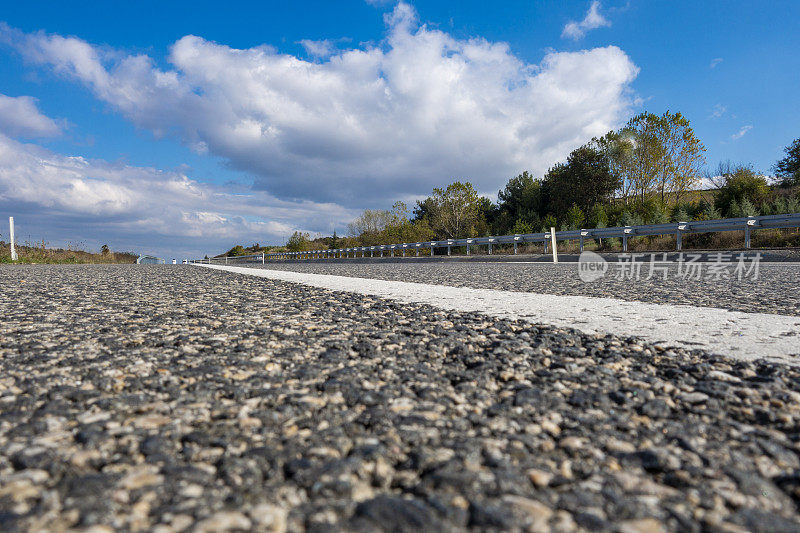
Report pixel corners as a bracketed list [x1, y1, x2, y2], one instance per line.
[244, 261, 800, 316]
[2, 264, 800, 532]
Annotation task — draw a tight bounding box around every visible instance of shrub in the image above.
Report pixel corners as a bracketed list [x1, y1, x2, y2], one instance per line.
[542, 214, 558, 232]
[565, 204, 585, 230]
[714, 165, 769, 215]
[620, 210, 644, 227]
[511, 219, 535, 234]
[672, 205, 691, 222]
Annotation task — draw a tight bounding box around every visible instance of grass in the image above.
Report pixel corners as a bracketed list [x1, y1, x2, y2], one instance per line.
[0, 241, 138, 264]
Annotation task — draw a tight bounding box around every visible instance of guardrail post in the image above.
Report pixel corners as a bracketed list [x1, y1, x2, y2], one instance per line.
[550, 227, 558, 263]
[513, 241, 518, 254]
[447, 245, 451, 256]
[744, 217, 758, 249]
[488, 243, 492, 255]
[466, 243, 470, 255]
[676, 225, 683, 251]
[579, 230, 584, 252]
[544, 237, 548, 254]
[225, 256, 228, 264]
[261, 253, 265, 264]
[416, 246, 420, 257]
[622, 228, 629, 252]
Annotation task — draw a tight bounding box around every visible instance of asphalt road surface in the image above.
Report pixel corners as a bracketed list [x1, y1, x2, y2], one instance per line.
[1, 264, 800, 532]
[247, 260, 800, 316]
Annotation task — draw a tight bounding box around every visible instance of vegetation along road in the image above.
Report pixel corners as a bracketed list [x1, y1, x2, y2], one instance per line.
[2, 264, 800, 531]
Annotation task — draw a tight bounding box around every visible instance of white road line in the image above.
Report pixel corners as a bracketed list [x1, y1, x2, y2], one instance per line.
[197, 264, 800, 364]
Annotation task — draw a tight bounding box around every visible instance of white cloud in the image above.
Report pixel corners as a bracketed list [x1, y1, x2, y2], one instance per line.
[1, 4, 638, 208]
[710, 57, 723, 69]
[0, 93, 63, 138]
[299, 39, 335, 59]
[731, 125, 752, 140]
[562, 1, 611, 40]
[0, 133, 356, 256]
[711, 103, 726, 119]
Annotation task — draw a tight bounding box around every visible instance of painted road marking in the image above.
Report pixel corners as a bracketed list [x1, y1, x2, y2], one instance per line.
[197, 264, 800, 364]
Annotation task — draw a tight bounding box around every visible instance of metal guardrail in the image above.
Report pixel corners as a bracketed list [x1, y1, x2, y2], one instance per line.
[190, 213, 800, 263]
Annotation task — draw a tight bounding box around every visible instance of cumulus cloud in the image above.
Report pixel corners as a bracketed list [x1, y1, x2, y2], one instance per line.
[1, 3, 638, 207]
[299, 39, 336, 59]
[731, 125, 752, 140]
[0, 93, 63, 138]
[562, 1, 611, 40]
[0, 133, 356, 256]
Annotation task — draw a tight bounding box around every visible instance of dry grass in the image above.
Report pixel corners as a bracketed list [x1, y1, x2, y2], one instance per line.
[0, 241, 138, 264]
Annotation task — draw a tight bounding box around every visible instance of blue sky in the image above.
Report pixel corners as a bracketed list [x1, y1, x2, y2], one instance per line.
[0, 1, 797, 257]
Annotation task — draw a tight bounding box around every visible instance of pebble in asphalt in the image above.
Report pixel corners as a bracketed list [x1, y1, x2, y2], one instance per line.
[1, 264, 799, 532]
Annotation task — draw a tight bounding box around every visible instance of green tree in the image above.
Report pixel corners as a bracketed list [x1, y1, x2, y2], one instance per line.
[511, 219, 535, 234]
[774, 138, 800, 187]
[694, 201, 721, 221]
[542, 144, 619, 220]
[713, 164, 770, 216]
[565, 204, 585, 230]
[654, 111, 706, 203]
[475, 197, 495, 236]
[330, 230, 339, 249]
[495, 171, 543, 234]
[286, 231, 311, 252]
[597, 111, 705, 205]
[620, 210, 644, 227]
[384, 201, 423, 243]
[596, 129, 637, 203]
[618, 113, 664, 204]
[347, 209, 394, 245]
[542, 214, 557, 232]
[672, 204, 691, 222]
[588, 203, 608, 228]
[428, 181, 485, 239]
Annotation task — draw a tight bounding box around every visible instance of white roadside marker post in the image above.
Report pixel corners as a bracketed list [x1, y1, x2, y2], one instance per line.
[9, 217, 17, 261]
[550, 226, 558, 263]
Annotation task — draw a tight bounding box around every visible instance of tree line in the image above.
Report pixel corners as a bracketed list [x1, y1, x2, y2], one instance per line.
[224, 112, 799, 254]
